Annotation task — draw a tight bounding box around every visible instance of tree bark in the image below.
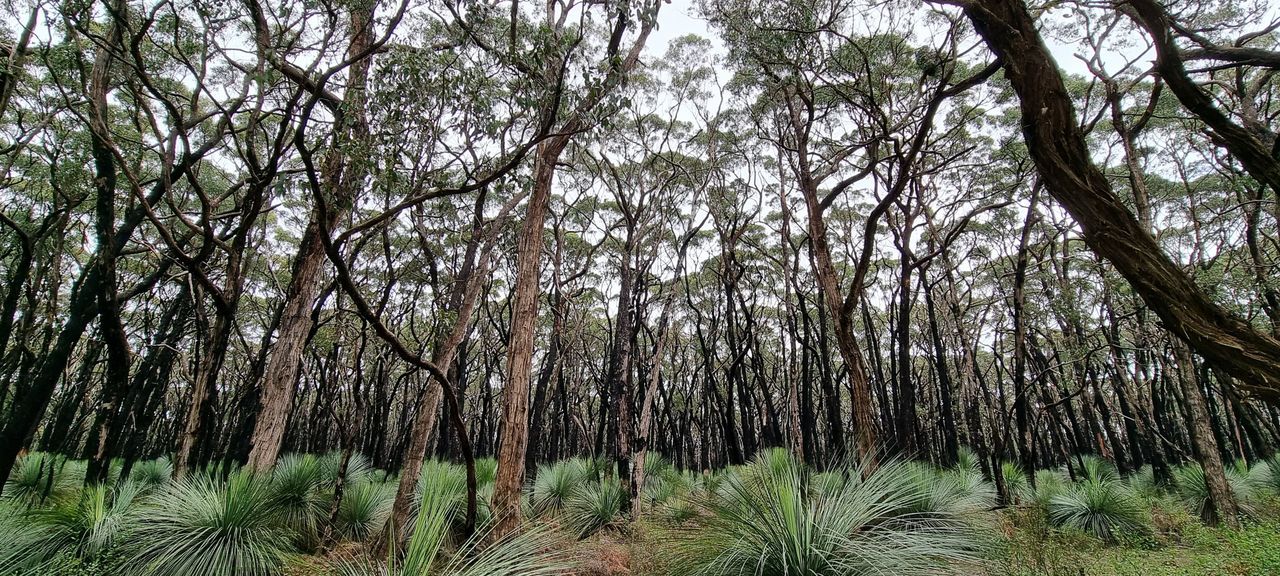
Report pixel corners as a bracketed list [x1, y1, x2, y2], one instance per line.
[493, 138, 568, 537]
[1174, 343, 1241, 527]
[959, 0, 1280, 402]
[245, 3, 374, 472]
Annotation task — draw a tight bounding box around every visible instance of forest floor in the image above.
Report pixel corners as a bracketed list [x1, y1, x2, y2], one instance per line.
[562, 513, 1280, 576]
[13, 451, 1280, 575]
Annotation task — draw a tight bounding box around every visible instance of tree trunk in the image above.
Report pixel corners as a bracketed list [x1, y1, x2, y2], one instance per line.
[1174, 343, 1240, 527]
[492, 138, 568, 537]
[961, 0, 1280, 403]
[245, 4, 373, 472]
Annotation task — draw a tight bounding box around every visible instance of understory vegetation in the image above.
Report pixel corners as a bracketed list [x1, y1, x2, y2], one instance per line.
[4, 449, 1280, 575]
[6, 0, 1280, 573]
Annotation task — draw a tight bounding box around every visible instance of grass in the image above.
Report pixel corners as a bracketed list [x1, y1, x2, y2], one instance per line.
[993, 512, 1280, 576]
[129, 470, 295, 576]
[3, 451, 1280, 576]
[666, 450, 988, 575]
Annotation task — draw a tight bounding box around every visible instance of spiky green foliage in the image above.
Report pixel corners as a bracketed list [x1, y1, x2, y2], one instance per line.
[1125, 465, 1161, 501]
[268, 453, 329, 549]
[901, 461, 996, 517]
[127, 470, 293, 576]
[321, 452, 375, 487]
[337, 465, 571, 576]
[130, 457, 174, 489]
[639, 453, 690, 509]
[582, 456, 611, 482]
[336, 480, 395, 542]
[954, 448, 982, 475]
[564, 480, 624, 538]
[417, 459, 467, 511]
[3, 452, 75, 508]
[1001, 462, 1030, 503]
[811, 471, 847, 500]
[1031, 469, 1072, 509]
[1265, 455, 1280, 495]
[476, 481, 496, 527]
[671, 452, 986, 575]
[0, 481, 141, 574]
[659, 494, 698, 524]
[1173, 463, 1212, 519]
[1077, 455, 1119, 483]
[529, 459, 588, 516]
[1173, 462, 1262, 519]
[643, 452, 676, 483]
[944, 455, 998, 513]
[642, 474, 682, 508]
[0, 501, 51, 576]
[474, 457, 498, 487]
[1047, 476, 1148, 542]
[1231, 461, 1270, 515]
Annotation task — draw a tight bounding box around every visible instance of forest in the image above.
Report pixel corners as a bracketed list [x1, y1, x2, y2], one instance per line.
[4, 0, 1280, 573]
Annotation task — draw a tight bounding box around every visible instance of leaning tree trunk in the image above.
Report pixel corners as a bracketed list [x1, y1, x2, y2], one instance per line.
[959, 0, 1280, 403]
[490, 2, 661, 539]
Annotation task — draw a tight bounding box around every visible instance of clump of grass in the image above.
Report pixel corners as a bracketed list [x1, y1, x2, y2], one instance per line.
[1125, 465, 1161, 502]
[269, 453, 329, 550]
[669, 452, 986, 575]
[130, 457, 174, 489]
[0, 481, 142, 574]
[415, 460, 467, 513]
[4, 452, 75, 508]
[1173, 462, 1263, 520]
[128, 470, 294, 576]
[335, 462, 571, 576]
[1047, 476, 1148, 542]
[320, 451, 374, 487]
[1031, 469, 1072, 509]
[529, 459, 588, 516]
[1002, 461, 1031, 504]
[565, 480, 624, 538]
[336, 480, 394, 543]
[474, 457, 498, 488]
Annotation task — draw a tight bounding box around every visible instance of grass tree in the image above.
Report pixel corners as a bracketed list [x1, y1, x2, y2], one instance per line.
[564, 480, 625, 538]
[670, 451, 987, 575]
[1046, 477, 1147, 542]
[0, 480, 142, 574]
[529, 458, 589, 517]
[336, 462, 571, 576]
[127, 470, 294, 576]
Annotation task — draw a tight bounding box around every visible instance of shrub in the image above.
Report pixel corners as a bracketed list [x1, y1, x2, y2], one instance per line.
[474, 457, 498, 488]
[127, 470, 293, 576]
[1125, 465, 1161, 502]
[268, 453, 329, 549]
[129, 457, 173, 489]
[415, 460, 467, 513]
[0, 481, 141, 574]
[1173, 462, 1262, 520]
[670, 452, 986, 575]
[564, 480, 624, 538]
[1047, 476, 1148, 542]
[336, 480, 394, 542]
[320, 451, 375, 487]
[529, 459, 588, 516]
[902, 461, 996, 518]
[1031, 469, 1071, 509]
[336, 465, 570, 576]
[1001, 461, 1030, 504]
[4, 452, 75, 508]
